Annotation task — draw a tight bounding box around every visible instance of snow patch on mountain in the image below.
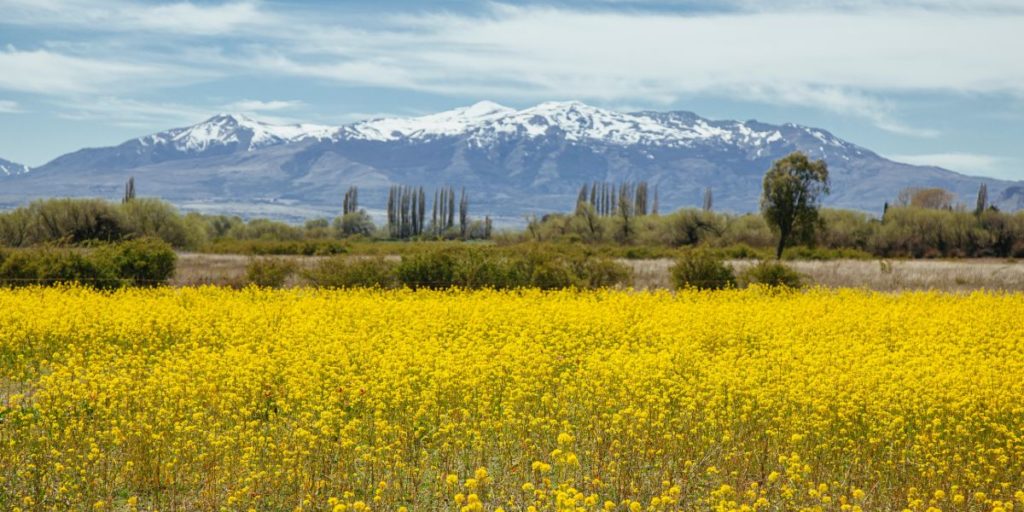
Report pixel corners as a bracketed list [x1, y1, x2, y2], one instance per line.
[340, 101, 516, 141]
[0, 159, 30, 176]
[140, 114, 336, 152]
[341, 100, 815, 150]
[121, 101, 858, 161]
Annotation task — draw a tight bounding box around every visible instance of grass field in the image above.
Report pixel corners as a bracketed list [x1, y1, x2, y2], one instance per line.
[2, 286, 1024, 511]
[175, 253, 1024, 292]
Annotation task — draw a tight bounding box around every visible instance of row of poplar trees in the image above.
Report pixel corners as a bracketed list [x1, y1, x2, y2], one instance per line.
[576, 181, 658, 217]
[386, 185, 474, 239]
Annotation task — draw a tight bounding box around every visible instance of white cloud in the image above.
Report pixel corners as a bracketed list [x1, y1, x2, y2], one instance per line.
[0, 0, 276, 36]
[2, 0, 1022, 138]
[243, 3, 1023, 135]
[54, 97, 211, 128]
[0, 47, 203, 95]
[890, 152, 1006, 174]
[222, 99, 304, 112]
[0, 100, 21, 113]
[736, 85, 940, 137]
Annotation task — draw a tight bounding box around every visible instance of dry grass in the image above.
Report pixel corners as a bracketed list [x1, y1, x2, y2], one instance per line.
[172, 253, 317, 287]
[175, 253, 1024, 292]
[625, 258, 1024, 292]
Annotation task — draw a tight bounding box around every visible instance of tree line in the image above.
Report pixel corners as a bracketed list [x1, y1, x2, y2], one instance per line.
[2, 153, 1021, 259]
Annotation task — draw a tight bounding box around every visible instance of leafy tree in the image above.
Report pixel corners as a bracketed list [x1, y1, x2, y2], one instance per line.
[897, 187, 955, 210]
[761, 152, 830, 259]
[334, 210, 375, 237]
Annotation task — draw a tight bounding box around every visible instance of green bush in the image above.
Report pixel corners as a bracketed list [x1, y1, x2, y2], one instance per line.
[304, 256, 399, 288]
[740, 260, 804, 288]
[333, 211, 376, 237]
[575, 257, 633, 288]
[203, 239, 348, 256]
[450, 250, 528, 289]
[97, 237, 177, 287]
[119, 198, 198, 249]
[0, 247, 121, 289]
[670, 250, 735, 290]
[245, 257, 297, 288]
[396, 251, 457, 290]
[527, 258, 577, 289]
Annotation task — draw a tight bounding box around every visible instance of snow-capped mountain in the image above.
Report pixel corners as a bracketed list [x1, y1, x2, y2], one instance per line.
[342, 101, 851, 154]
[0, 157, 30, 177]
[3, 101, 1022, 222]
[141, 113, 336, 153]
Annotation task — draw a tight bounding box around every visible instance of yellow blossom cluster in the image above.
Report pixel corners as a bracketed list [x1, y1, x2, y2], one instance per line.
[1, 286, 1024, 511]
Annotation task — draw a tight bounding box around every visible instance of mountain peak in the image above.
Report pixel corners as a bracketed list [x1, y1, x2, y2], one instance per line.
[141, 113, 336, 152]
[0, 157, 30, 176]
[463, 100, 514, 116]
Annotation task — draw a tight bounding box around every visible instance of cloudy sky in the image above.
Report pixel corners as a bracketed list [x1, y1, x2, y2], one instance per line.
[0, 0, 1022, 179]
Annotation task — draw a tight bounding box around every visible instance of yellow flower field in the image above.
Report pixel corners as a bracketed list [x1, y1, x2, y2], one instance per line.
[2, 286, 1024, 512]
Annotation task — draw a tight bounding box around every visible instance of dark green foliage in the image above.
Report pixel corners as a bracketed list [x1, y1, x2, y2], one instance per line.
[0, 247, 121, 288]
[304, 256, 399, 288]
[0, 238, 174, 288]
[449, 250, 529, 289]
[670, 250, 736, 290]
[245, 258, 298, 288]
[740, 260, 803, 288]
[761, 152, 830, 259]
[527, 258, 576, 290]
[391, 247, 630, 290]
[396, 251, 458, 290]
[95, 237, 177, 287]
[203, 239, 348, 256]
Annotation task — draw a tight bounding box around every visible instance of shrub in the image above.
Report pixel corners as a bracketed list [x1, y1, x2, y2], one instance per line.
[304, 256, 399, 288]
[575, 257, 633, 288]
[396, 251, 458, 290]
[97, 237, 177, 287]
[203, 239, 348, 256]
[119, 198, 195, 249]
[333, 211, 376, 237]
[245, 258, 297, 288]
[670, 250, 735, 290]
[740, 260, 803, 288]
[0, 247, 122, 289]
[451, 251, 528, 289]
[528, 258, 577, 289]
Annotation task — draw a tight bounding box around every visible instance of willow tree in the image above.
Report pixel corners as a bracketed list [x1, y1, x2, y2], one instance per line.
[761, 152, 830, 259]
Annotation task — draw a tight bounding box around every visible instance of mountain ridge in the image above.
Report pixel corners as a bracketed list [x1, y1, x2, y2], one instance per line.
[0, 157, 30, 177]
[2, 101, 1022, 223]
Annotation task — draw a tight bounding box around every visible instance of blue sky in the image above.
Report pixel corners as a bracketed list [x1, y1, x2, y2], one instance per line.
[1, 0, 1022, 179]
